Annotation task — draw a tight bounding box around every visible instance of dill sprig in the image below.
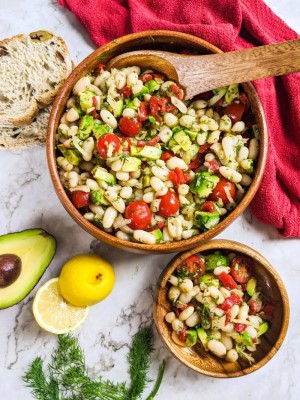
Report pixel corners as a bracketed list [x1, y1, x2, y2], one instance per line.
[23, 327, 165, 400]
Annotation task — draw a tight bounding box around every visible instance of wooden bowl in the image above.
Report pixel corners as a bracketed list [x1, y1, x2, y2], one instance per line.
[47, 30, 268, 254]
[154, 240, 289, 377]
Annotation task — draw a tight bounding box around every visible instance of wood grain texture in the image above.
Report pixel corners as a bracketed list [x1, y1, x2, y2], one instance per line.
[107, 39, 300, 99]
[47, 30, 268, 254]
[154, 240, 290, 377]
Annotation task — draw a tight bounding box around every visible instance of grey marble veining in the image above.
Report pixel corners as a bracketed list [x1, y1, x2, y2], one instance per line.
[1, 0, 300, 399]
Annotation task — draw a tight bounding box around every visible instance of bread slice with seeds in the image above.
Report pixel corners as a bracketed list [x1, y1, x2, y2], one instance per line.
[0, 30, 72, 126]
[0, 106, 51, 149]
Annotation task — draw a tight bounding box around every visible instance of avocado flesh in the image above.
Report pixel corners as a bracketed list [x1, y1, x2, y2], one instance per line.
[0, 229, 56, 309]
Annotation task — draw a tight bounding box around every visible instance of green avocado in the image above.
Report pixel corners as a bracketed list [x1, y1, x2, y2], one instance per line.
[0, 229, 56, 309]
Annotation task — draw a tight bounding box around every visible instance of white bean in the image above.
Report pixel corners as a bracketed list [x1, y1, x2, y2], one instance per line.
[150, 176, 165, 192]
[240, 174, 252, 186]
[232, 121, 245, 133]
[178, 278, 193, 293]
[86, 178, 99, 191]
[171, 96, 187, 113]
[116, 171, 130, 181]
[178, 184, 189, 196]
[222, 136, 235, 161]
[214, 266, 230, 275]
[102, 206, 118, 229]
[196, 132, 208, 145]
[237, 303, 249, 321]
[221, 322, 234, 333]
[219, 115, 232, 131]
[192, 99, 207, 109]
[164, 113, 178, 128]
[143, 191, 154, 203]
[208, 286, 225, 305]
[116, 230, 130, 241]
[172, 318, 184, 332]
[230, 304, 240, 319]
[120, 186, 132, 199]
[185, 312, 200, 327]
[168, 275, 179, 286]
[152, 166, 169, 181]
[100, 110, 118, 129]
[166, 157, 188, 171]
[57, 156, 73, 172]
[221, 333, 233, 351]
[73, 76, 90, 95]
[150, 199, 161, 212]
[127, 71, 139, 86]
[165, 311, 176, 324]
[179, 306, 194, 321]
[167, 217, 183, 238]
[66, 107, 80, 122]
[179, 115, 196, 128]
[248, 138, 259, 160]
[104, 190, 125, 213]
[182, 229, 199, 239]
[237, 146, 249, 163]
[207, 340, 227, 358]
[162, 226, 172, 242]
[178, 292, 193, 305]
[122, 108, 137, 118]
[225, 348, 239, 362]
[245, 326, 258, 339]
[115, 72, 127, 89]
[133, 230, 156, 245]
[156, 187, 168, 197]
[219, 166, 242, 183]
[82, 137, 95, 161]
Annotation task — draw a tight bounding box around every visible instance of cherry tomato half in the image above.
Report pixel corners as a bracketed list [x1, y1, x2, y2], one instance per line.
[97, 133, 121, 159]
[176, 255, 206, 279]
[222, 103, 245, 123]
[125, 201, 152, 230]
[138, 102, 150, 122]
[71, 190, 90, 208]
[218, 271, 237, 290]
[230, 255, 253, 283]
[158, 190, 180, 218]
[209, 177, 236, 205]
[118, 85, 132, 98]
[119, 117, 142, 137]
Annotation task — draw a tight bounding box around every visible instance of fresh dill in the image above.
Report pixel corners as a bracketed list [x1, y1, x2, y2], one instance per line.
[23, 327, 165, 400]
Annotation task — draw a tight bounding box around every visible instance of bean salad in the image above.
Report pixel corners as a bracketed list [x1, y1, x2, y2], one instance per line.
[165, 251, 273, 364]
[56, 63, 259, 245]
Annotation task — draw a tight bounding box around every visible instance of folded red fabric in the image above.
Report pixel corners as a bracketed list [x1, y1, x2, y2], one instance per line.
[58, 0, 300, 237]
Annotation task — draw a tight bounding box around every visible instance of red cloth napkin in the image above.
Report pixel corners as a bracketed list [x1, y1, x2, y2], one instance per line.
[58, 0, 300, 237]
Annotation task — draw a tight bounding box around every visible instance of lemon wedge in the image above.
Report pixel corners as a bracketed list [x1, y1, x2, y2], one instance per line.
[32, 278, 89, 334]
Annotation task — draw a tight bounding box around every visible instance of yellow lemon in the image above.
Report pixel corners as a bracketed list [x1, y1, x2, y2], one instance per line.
[58, 253, 115, 307]
[32, 278, 89, 334]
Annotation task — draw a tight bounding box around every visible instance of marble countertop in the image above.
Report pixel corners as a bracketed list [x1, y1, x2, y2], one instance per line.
[1, 1, 300, 399]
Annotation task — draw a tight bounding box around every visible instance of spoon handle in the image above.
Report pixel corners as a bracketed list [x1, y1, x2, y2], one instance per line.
[180, 39, 300, 98]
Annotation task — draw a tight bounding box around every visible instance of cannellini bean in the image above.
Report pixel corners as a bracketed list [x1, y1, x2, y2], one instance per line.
[205, 153, 215, 162]
[152, 166, 169, 181]
[232, 121, 245, 133]
[150, 176, 165, 192]
[164, 113, 178, 128]
[219, 115, 232, 131]
[179, 115, 196, 128]
[115, 72, 127, 89]
[57, 156, 73, 172]
[237, 303, 249, 321]
[214, 308, 225, 317]
[127, 71, 139, 86]
[245, 326, 258, 339]
[191, 285, 200, 296]
[178, 184, 189, 196]
[165, 311, 176, 324]
[207, 130, 220, 144]
[230, 304, 240, 319]
[179, 278, 193, 293]
[171, 96, 187, 113]
[65, 171, 79, 188]
[94, 71, 110, 87]
[221, 322, 234, 333]
[116, 230, 131, 241]
[122, 108, 137, 118]
[132, 80, 144, 95]
[248, 138, 259, 160]
[195, 292, 204, 303]
[248, 315, 262, 328]
[102, 207, 118, 228]
[207, 340, 227, 358]
[133, 230, 156, 245]
[111, 158, 124, 172]
[214, 266, 230, 275]
[156, 159, 165, 167]
[171, 331, 185, 346]
[166, 157, 188, 171]
[105, 190, 125, 213]
[171, 318, 184, 332]
[119, 186, 133, 199]
[162, 226, 172, 242]
[246, 345, 257, 352]
[150, 199, 161, 212]
[196, 132, 208, 145]
[221, 332, 233, 350]
[182, 229, 199, 239]
[82, 137, 95, 161]
[86, 178, 99, 191]
[219, 166, 242, 183]
[83, 212, 95, 221]
[237, 146, 249, 163]
[156, 187, 168, 197]
[192, 99, 207, 109]
[208, 286, 225, 304]
[179, 306, 194, 321]
[89, 203, 105, 216]
[226, 348, 239, 362]
[143, 191, 154, 203]
[116, 171, 130, 181]
[66, 107, 80, 122]
[186, 312, 201, 327]
[206, 117, 219, 131]
[100, 110, 118, 129]
[58, 123, 70, 136]
[167, 217, 183, 238]
[73, 76, 90, 95]
[240, 174, 252, 186]
[178, 291, 194, 305]
[168, 275, 179, 286]
[179, 195, 189, 206]
[212, 315, 226, 330]
[222, 136, 235, 161]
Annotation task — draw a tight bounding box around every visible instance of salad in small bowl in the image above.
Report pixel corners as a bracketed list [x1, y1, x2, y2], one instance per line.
[154, 240, 289, 377]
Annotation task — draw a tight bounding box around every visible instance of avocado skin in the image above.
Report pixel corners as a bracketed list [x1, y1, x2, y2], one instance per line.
[0, 229, 56, 309]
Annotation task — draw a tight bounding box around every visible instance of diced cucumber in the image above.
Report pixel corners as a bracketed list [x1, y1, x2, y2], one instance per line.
[205, 251, 229, 271]
[173, 130, 192, 151]
[246, 277, 257, 297]
[122, 157, 141, 172]
[225, 84, 239, 104]
[145, 79, 160, 93]
[181, 143, 200, 165]
[257, 321, 269, 337]
[91, 166, 116, 185]
[194, 211, 220, 230]
[184, 129, 198, 141]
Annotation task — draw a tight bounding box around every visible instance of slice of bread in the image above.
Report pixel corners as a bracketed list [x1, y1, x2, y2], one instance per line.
[0, 106, 51, 148]
[0, 30, 72, 126]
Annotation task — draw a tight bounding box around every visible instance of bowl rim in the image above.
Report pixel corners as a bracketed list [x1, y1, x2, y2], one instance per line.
[153, 239, 290, 378]
[47, 30, 268, 253]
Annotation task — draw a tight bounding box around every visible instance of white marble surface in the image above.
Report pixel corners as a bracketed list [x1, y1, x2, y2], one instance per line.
[0, 1, 300, 399]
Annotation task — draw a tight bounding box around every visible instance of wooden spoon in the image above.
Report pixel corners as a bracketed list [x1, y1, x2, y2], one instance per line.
[107, 39, 300, 99]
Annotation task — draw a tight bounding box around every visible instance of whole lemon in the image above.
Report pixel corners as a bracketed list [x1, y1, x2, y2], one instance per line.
[58, 254, 115, 307]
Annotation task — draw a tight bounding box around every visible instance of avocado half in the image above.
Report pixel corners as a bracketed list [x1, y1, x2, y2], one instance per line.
[0, 229, 56, 309]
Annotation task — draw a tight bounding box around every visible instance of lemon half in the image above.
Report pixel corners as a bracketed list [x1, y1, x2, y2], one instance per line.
[32, 278, 89, 334]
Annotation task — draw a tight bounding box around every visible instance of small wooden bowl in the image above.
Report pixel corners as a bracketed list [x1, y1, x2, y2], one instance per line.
[154, 240, 289, 377]
[47, 31, 268, 254]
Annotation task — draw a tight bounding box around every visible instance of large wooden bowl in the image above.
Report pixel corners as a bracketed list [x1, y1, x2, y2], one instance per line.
[154, 240, 289, 377]
[47, 31, 268, 254]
